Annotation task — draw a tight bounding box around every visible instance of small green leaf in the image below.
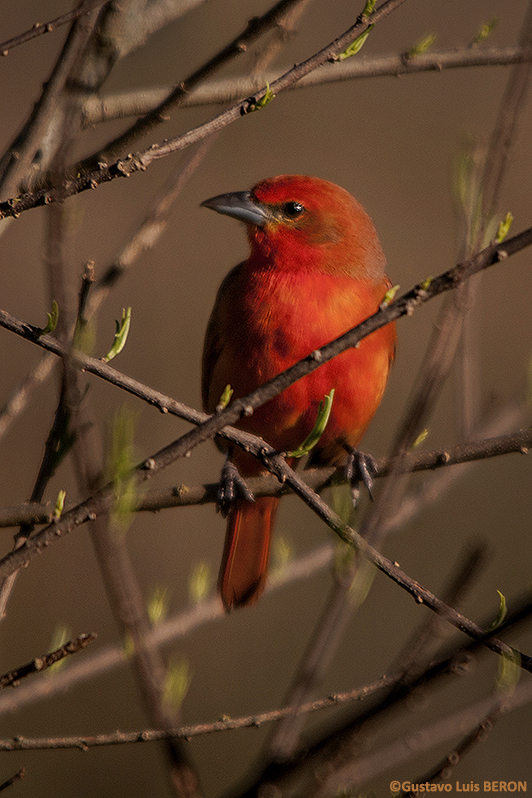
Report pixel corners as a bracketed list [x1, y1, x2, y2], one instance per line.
[411, 429, 429, 449]
[104, 307, 131, 362]
[37, 299, 59, 336]
[338, 25, 374, 61]
[405, 33, 436, 60]
[73, 316, 95, 355]
[361, 0, 377, 17]
[44, 624, 71, 678]
[497, 648, 521, 696]
[257, 82, 275, 108]
[452, 135, 494, 249]
[217, 384, 234, 412]
[247, 83, 275, 112]
[105, 406, 140, 532]
[271, 536, 293, 577]
[147, 585, 169, 626]
[53, 489, 66, 520]
[287, 389, 335, 458]
[381, 284, 400, 307]
[188, 562, 212, 604]
[473, 18, 498, 45]
[496, 212, 513, 243]
[163, 656, 192, 711]
[420, 277, 433, 291]
[487, 589, 508, 631]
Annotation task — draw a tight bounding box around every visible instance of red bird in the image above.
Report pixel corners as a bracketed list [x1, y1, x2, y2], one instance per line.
[201, 175, 396, 611]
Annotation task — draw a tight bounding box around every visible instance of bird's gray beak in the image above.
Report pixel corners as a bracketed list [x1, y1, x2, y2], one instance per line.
[201, 191, 269, 227]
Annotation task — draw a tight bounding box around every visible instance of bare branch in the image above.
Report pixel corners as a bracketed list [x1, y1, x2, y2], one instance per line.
[0, 0, 111, 57]
[0, 353, 56, 441]
[0, 633, 96, 688]
[1, 426, 529, 528]
[403, 706, 504, 795]
[0, 769, 24, 792]
[82, 45, 532, 125]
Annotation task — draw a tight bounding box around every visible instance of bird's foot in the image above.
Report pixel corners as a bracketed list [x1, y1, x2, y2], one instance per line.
[344, 446, 377, 507]
[217, 458, 254, 517]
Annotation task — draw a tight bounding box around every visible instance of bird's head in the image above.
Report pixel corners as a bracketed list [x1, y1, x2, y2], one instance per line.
[201, 174, 386, 281]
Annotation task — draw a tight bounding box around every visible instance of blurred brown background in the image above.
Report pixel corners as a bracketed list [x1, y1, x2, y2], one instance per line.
[0, 1, 531, 795]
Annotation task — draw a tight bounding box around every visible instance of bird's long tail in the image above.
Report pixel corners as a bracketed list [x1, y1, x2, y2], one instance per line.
[219, 496, 279, 611]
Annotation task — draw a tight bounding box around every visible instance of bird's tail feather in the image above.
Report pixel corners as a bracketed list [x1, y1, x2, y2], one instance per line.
[219, 496, 279, 611]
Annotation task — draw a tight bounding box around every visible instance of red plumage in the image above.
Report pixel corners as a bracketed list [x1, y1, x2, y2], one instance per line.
[202, 175, 396, 610]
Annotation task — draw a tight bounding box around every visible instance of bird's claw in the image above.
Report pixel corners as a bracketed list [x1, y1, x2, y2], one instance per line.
[217, 458, 254, 517]
[344, 447, 377, 506]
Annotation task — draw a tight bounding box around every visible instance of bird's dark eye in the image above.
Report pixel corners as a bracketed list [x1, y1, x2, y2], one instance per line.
[283, 201, 304, 219]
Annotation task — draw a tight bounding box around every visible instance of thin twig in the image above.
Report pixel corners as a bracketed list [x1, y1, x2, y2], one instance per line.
[480, 0, 532, 226]
[0, 769, 24, 792]
[0, 0, 110, 56]
[402, 706, 504, 796]
[0, 353, 56, 441]
[90, 138, 217, 308]
[0, 633, 97, 688]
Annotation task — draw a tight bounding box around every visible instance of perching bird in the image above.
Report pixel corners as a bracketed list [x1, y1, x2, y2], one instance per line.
[201, 175, 396, 611]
